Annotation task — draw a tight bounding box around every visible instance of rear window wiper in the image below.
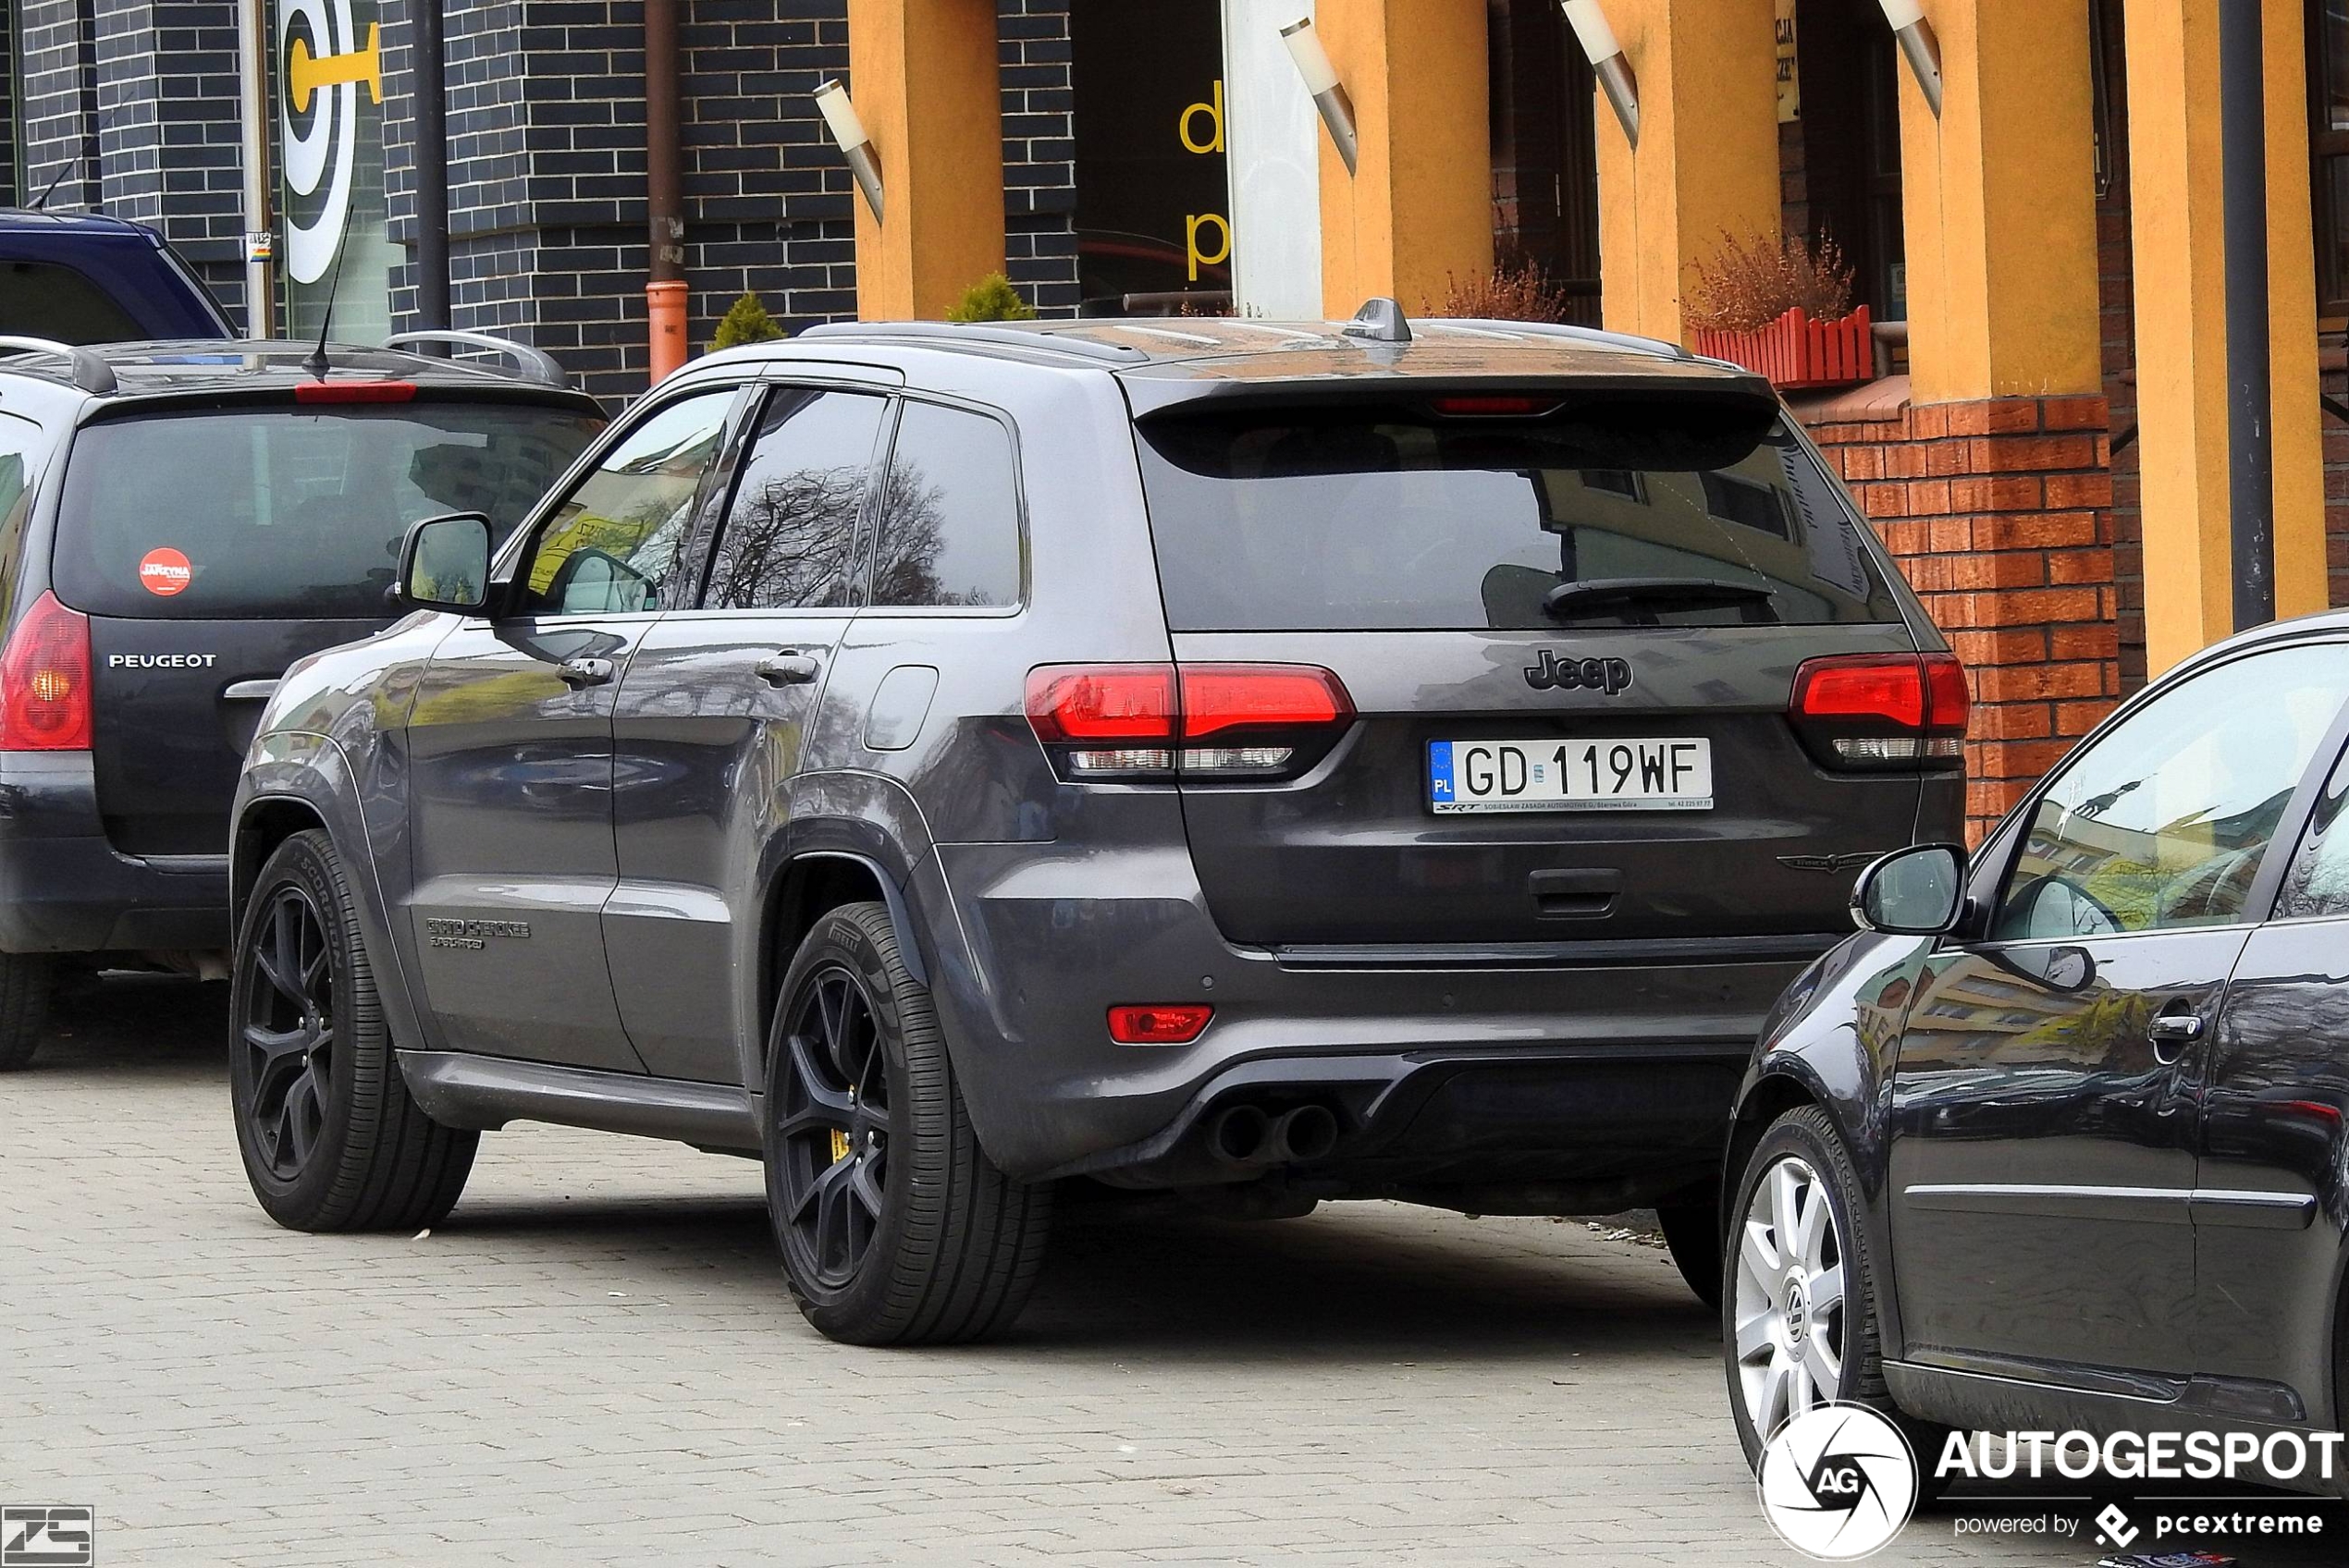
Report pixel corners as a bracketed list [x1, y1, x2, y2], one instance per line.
[1542, 577, 1779, 622]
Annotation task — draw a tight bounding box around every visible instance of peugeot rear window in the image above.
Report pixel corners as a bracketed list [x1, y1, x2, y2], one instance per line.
[53, 401, 602, 619]
[1135, 398, 1902, 631]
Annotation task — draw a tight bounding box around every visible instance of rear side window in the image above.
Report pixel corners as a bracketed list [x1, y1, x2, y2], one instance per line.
[869, 401, 1023, 609]
[54, 402, 602, 619]
[0, 260, 143, 344]
[1135, 398, 1901, 631]
[701, 387, 888, 611]
[0, 412, 44, 550]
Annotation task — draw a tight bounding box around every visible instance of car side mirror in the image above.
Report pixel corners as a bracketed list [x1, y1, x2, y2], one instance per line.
[1851, 843, 1967, 936]
[397, 513, 493, 614]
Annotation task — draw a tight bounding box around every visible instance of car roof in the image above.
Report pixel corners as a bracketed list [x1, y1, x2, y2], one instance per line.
[767, 309, 1773, 401]
[0, 338, 599, 408]
[0, 207, 171, 242]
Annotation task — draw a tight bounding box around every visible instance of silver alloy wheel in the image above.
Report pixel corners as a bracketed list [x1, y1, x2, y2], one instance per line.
[1734, 1153, 1848, 1439]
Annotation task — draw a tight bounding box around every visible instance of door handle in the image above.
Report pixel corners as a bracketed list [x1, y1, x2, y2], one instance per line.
[558, 656, 617, 688]
[756, 652, 821, 687]
[2147, 1008, 2205, 1063]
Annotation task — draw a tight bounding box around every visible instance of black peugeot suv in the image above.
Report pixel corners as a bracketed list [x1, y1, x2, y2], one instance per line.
[0, 336, 603, 1069]
[227, 304, 1964, 1344]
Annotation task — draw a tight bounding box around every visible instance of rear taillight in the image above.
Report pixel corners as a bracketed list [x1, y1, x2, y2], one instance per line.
[0, 591, 93, 752]
[1789, 652, 1968, 770]
[1024, 663, 1354, 781]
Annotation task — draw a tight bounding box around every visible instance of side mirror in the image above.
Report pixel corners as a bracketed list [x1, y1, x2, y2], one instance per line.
[397, 513, 493, 614]
[1851, 843, 1966, 936]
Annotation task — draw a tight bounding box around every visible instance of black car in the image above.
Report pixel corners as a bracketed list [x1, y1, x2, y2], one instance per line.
[227, 304, 1962, 1345]
[0, 336, 603, 1069]
[1722, 610, 2349, 1489]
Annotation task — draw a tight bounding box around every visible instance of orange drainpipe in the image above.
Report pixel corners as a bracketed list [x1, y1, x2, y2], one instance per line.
[646, 0, 687, 383]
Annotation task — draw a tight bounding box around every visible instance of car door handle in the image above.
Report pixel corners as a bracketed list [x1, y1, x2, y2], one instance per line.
[2147, 1009, 2205, 1063]
[558, 656, 617, 688]
[756, 653, 821, 687]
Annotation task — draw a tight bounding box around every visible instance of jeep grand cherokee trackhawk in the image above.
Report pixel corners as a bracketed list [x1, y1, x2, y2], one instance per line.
[228, 304, 1964, 1344]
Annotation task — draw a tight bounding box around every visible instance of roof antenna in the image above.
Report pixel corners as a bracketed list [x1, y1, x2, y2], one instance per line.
[301, 243, 351, 378]
[30, 156, 80, 212]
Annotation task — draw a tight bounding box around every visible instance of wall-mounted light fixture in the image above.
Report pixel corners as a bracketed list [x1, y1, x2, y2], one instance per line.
[813, 79, 884, 221]
[1877, 0, 1944, 116]
[1561, 2, 1640, 148]
[1279, 18, 1359, 176]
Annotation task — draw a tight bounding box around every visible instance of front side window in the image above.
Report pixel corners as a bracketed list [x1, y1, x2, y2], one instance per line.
[1991, 643, 2349, 939]
[869, 401, 1023, 608]
[701, 388, 887, 611]
[517, 389, 735, 616]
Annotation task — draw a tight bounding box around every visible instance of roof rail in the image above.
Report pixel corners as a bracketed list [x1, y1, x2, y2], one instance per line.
[381, 330, 570, 388]
[800, 320, 1150, 365]
[0, 335, 117, 394]
[1424, 317, 1693, 361]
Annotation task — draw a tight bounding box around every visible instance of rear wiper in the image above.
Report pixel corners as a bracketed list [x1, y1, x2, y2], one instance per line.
[1541, 577, 1778, 622]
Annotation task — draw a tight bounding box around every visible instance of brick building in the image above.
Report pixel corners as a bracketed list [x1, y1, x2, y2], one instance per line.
[2, 1, 2343, 831]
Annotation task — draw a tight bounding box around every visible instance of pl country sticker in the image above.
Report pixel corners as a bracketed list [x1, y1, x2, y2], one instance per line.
[139, 547, 192, 597]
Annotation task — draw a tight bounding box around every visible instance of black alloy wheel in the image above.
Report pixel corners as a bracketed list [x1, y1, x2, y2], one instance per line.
[772, 962, 894, 1290]
[239, 883, 338, 1182]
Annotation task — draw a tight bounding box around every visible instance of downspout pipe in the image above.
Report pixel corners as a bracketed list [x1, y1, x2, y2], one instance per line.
[2220, 0, 2274, 630]
[412, 0, 450, 333]
[646, 0, 687, 384]
[237, 0, 276, 335]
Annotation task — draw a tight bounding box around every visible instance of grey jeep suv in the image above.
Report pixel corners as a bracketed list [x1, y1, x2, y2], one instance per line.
[228, 304, 1963, 1344]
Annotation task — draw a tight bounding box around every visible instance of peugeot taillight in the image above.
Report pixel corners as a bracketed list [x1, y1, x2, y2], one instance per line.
[1024, 663, 1354, 781]
[1789, 652, 1969, 770]
[0, 591, 93, 752]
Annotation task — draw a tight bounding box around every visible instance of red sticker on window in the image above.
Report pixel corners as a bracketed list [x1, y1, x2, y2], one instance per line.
[140, 547, 192, 596]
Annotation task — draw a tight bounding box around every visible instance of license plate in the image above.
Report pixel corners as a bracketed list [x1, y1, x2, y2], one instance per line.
[1428, 738, 1713, 813]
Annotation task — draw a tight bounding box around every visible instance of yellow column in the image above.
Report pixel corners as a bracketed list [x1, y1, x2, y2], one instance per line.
[1896, 0, 2101, 404]
[2264, 0, 2328, 623]
[846, 0, 1005, 320]
[1313, 0, 1493, 317]
[2127, 0, 2327, 671]
[1593, 0, 1780, 345]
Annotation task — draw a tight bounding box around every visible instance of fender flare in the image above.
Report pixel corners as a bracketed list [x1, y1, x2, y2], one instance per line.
[785, 848, 929, 989]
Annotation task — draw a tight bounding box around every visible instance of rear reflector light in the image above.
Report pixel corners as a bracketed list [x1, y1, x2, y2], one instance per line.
[1789, 652, 1969, 769]
[293, 380, 418, 404]
[1107, 1004, 1214, 1045]
[1026, 663, 1352, 781]
[0, 591, 93, 752]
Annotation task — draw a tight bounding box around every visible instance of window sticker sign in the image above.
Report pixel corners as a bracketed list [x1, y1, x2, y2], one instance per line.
[139, 548, 192, 597]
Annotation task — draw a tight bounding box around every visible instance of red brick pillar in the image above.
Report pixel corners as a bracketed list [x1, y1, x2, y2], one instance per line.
[1797, 391, 2121, 842]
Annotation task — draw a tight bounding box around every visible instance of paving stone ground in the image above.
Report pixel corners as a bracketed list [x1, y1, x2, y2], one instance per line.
[1, 975, 2334, 1566]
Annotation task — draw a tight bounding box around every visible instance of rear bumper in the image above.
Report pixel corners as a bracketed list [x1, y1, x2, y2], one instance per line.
[923, 839, 1826, 1194]
[0, 753, 228, 952]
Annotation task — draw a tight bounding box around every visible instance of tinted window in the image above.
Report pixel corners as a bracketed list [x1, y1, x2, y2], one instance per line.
[0, 412, 44, 549]
[702, 388, 886, 610]
[54, 402, 601, 619]
[1992, 644, 2349, 939]
[1135, 400, 1899, 632]
[519, 390, 733, 616]
[870, 401, 1022, 608]
[2275, 742, 2349, 919]
[0, 260, 144, 343]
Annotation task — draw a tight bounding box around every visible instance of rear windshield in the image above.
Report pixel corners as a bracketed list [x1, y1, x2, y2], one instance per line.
[1136, 399, 1902, 631]
[54, 401, 603, 619]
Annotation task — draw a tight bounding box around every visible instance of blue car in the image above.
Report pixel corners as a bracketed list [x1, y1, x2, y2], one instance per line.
[0, 209, 234, 343]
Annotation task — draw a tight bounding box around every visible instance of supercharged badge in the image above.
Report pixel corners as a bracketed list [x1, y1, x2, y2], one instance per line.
[425, 917, 533, 950]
